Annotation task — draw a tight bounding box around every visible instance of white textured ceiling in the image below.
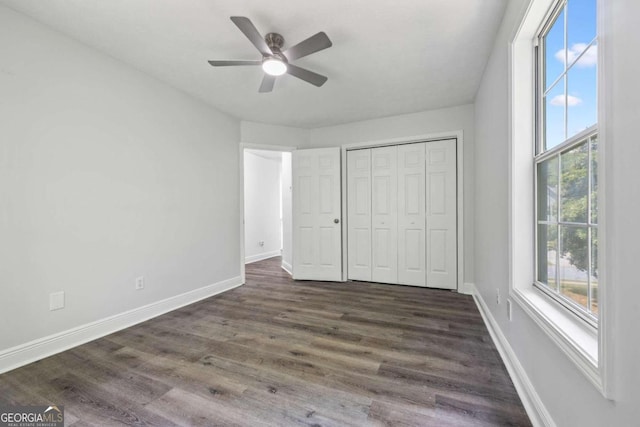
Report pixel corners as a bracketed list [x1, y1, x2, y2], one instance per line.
[1, 0, 506, 128]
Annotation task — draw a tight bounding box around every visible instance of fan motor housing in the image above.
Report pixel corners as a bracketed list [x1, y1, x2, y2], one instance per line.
[265, 32, 285, 52]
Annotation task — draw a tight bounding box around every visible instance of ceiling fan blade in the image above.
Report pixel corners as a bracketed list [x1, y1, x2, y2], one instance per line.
[230, 16, 272, 56]
[259, 75, 276, 93]
[283, 32, 332, 61]
[286, 64, 328, 87]
[208, 60, 262, 67]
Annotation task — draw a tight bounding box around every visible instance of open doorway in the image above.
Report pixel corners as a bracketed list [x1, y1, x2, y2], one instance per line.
[242, 148, 293, 276]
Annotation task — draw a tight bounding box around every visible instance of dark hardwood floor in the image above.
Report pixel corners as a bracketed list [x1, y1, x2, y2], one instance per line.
[0, 257, 531, 426]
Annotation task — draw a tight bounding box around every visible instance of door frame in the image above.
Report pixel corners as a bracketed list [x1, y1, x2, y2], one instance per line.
[239, 143, 296, 284]
[340, 130, 464, 291]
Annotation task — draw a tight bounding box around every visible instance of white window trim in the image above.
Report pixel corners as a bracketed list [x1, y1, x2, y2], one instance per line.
[508, 0, 613, 398]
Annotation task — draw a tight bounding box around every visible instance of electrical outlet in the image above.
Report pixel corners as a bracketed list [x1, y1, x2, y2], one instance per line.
[50, 291, 65, 311]
[496, 288, 501, 305]
[507, 299, 513, 321]
[135, 276, 145, 290]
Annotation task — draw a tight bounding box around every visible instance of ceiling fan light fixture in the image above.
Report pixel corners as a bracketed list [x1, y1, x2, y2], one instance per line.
[208, 17, 332, 92]
[262, 58, 287, 76]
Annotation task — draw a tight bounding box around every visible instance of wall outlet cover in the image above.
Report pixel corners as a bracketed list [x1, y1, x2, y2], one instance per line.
[49, 291, 65, 311]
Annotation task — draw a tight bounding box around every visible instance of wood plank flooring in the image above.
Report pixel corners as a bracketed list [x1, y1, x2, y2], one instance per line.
[0, 257, 531, 426]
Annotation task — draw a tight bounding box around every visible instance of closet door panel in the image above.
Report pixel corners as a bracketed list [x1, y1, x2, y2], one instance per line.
[426, 139, 457, 289]
[347, 150, 372, 280]
[397, 143, 426, 286]
[371, 146, 398, 283]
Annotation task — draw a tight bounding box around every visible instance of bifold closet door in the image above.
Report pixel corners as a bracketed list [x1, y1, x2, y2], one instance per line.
[371, 146, 398, 283]
[347, 149, 371, 281]
[425, 139, 457, 289]
[397, 143, 426, 286]
[347, 140, 457, 289]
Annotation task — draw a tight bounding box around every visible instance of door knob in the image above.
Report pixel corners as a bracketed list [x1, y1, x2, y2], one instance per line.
[334, 218, 340, 224]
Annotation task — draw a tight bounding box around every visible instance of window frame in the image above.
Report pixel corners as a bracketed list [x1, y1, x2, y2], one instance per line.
[533, 126, 598, 327]
[533, 0, 599, 327]
[536, 0, 598, 156]
[508, 0, 612, 398]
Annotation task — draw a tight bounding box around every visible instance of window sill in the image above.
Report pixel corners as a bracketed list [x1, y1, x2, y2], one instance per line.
[511, 286, 603, 392]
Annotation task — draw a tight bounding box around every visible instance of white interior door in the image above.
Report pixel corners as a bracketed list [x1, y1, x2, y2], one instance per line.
[371, 146, 398, 284]
[425, 139, 457, 289]
[293, 147, 342, 281]
[397, 143, 426, 286]
[347, 149, 371, 281]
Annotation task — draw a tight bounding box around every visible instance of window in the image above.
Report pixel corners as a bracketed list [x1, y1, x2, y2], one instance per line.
[535, 0, 598, 324]
[510, 0, 609, 395]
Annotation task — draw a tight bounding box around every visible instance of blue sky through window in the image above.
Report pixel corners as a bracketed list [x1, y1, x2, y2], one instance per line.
[544, 0, 597, 151]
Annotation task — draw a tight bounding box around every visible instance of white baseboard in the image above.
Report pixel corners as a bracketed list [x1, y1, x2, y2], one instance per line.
[0, 276, 243, 375]
[245, 250, 281, 264]
[281, 260, 293, 276]
[469, 284, 556, 427]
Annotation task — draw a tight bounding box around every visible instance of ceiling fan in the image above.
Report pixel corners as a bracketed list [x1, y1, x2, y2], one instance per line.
[208, 16, 332, 93]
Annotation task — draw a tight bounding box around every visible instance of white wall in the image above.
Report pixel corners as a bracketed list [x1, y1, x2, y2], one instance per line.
[241, 121, 308, 148]
[281, 152, 293, 273]
[243, 150, 282, 263]
[308, 105, 476, 285]
[0, 6, 240, 352]
[474, 0, 640, 425]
